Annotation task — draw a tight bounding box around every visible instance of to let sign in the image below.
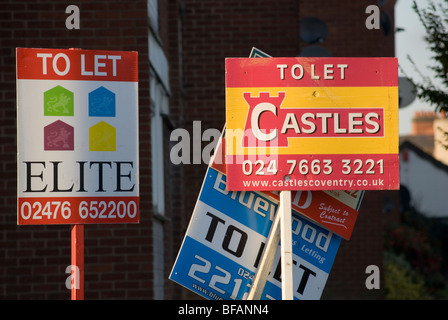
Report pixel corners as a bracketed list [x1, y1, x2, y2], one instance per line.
[170, 136, 341, 300]
[225, 57, 399, 191]
[17, 48, 139, 225]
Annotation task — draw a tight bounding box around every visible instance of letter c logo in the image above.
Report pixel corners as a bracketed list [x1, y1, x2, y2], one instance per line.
[251, 102, 278, 142]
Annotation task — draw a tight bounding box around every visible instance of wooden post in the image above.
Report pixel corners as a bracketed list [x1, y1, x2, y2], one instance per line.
[71, 224, 84, 300]
[246, 208, 281, 300]
[279, 190, 293, 300]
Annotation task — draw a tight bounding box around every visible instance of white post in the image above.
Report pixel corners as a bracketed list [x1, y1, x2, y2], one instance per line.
[280, 190, 293, 300]
[246, 207, 281, 300]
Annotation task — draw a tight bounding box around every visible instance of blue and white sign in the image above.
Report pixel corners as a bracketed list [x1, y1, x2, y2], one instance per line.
[169, 166, 341, 300]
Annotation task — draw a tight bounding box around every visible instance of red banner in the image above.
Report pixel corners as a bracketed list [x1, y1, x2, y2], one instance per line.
[18, 197, 139, 225]
[17, 48, 138, 82]
[211, 137, 362, 239]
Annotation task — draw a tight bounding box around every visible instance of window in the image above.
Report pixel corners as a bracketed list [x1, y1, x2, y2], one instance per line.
[148, 0, 159, 34]
[150, 72, 169, 217]
[148, 4, 171, 297]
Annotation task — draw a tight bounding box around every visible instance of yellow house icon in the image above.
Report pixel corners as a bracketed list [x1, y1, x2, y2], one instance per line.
[89, 121, 116, 151]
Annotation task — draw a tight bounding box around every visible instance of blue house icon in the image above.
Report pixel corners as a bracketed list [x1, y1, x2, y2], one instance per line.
[88, 86, 116, 117]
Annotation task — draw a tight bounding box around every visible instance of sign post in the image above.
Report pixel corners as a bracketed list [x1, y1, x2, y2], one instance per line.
[225, 53, 398, 300]
[279, 190, 293, 300]
[16, 48, 139, 299]
[71, 224, 84, 300]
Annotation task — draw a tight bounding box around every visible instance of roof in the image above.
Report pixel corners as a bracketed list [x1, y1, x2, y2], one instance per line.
[399, 134, 434, 154]
[400, 140, 448, 174]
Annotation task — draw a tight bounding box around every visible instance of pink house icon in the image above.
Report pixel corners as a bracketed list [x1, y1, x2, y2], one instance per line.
[44, 120, 74, 151]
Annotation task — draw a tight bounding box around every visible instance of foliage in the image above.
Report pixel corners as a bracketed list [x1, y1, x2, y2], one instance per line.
[409, 0, 448, 113]
[386, 219, 441, 274]
[385, 209, 448, 299]
[386, 2, 448, 298]
[384, 251, 432, 300]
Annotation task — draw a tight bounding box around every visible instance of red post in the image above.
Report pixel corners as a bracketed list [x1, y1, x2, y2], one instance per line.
[71, 224, 84, 300]
[69, 48, 83, 300]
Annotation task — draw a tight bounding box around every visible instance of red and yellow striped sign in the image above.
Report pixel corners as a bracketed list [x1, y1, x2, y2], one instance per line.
[225, 57, 398, 191]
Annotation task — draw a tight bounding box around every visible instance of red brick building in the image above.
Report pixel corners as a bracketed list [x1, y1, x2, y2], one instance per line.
[1, 0, 398, 299]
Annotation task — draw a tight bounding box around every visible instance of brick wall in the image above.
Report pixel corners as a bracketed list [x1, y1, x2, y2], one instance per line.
[168, 0, 301, 240]
[412, 111, 438, 136]
[299, 0, 396, 57]
[1, 0, 154, 299]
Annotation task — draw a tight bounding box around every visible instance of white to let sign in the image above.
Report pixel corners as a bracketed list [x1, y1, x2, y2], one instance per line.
[16, 48, 139, 225]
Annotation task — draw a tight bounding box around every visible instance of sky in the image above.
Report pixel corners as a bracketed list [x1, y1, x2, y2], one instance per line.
[395, 0, 445, 135]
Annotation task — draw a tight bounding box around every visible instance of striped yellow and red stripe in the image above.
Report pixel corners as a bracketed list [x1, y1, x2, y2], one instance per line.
[226, 58, 398, 156]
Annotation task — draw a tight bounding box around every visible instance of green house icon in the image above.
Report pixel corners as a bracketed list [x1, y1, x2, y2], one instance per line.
[43, 85, 74, 116]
